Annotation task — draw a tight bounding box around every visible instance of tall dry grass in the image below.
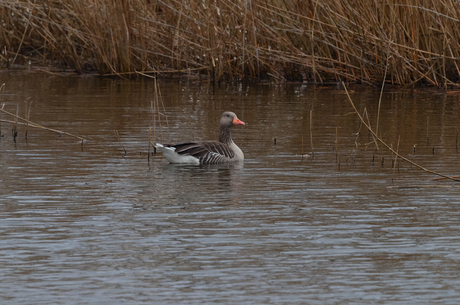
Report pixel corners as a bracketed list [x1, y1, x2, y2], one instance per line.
[1, 0, 460, 86]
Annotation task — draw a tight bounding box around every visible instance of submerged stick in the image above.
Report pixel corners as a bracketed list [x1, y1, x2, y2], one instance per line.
[148, 126, 151, 163]
[354, 108, 366, 148]
[426, 116, 430, 145]
[456, 129, 458, 153]
[113, 130, 127, 156]
[335, 127, 340, 168]
[12, 105, 18, 142]
[24, 98, 33, 139]
[433, 175, 460, 181]
[139, 72, 170, 162]
[157, 80, 170, 143]
[301, 136, 304, 156]
[310, 110, 314, 157]
[375, 55, 390, 149]
[0, 107, 85, 141]
[155, 78, 164, 143]
[392, 135, 401, 183]
[343, 82, 459, 182]
[362, 107, 380, 151]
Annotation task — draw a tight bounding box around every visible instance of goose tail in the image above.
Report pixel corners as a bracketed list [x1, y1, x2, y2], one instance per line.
[155, 143, 200, 164]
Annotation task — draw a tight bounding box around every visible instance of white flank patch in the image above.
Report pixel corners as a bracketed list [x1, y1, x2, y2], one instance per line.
[155, 143, 200, 165]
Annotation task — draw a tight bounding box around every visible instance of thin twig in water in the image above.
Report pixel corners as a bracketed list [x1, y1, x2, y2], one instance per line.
[301, 136, 304, 157]
[24, 98, 33, 139]
[392, 135, 400, 183]
[354, 108, 366, 147]
[0, 96, 4, 136]
[335, 127, 340, 168]
[433, 175, 460, 181]
[375, 55, 390, 150]
[426, 116, 430, 145]
[12, 105, 18, 141]
[157, 80, 170, 143]
[138, 72, 170, 162]
[0, 107, 85, 141]
[310, 110, 314, 157]
[113, 130, 127, 156]
[364, 108, 380, 152]
[343, 82, 459, 182]
[456, 129, 458, 154]
[154, 78, 164, 143]
[0, 84, 5, 94]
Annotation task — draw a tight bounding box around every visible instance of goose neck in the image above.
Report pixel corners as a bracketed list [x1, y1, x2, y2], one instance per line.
[219, 125, 232, 144]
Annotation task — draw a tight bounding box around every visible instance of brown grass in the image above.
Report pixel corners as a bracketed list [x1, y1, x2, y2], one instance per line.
[1, 0, 460, 86]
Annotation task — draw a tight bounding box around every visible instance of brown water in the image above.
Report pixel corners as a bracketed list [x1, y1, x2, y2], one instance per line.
[1, 72, 460, 304]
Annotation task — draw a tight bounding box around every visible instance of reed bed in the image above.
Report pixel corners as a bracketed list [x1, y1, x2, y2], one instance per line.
[2, 0, 460, 86]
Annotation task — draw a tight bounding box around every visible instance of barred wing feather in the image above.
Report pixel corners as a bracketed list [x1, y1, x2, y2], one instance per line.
[166, 141, 235, 164]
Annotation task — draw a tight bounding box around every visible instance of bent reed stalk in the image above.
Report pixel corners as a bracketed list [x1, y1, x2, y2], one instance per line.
[0, 106, 86, 141]
[2, 0, 460, 86]
[343, 82, 460, 182]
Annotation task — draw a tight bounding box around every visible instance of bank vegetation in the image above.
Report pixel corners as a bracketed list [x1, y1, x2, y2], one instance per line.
[1, 0, 460, 86]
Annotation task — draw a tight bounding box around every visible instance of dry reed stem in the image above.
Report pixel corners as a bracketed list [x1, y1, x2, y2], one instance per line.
[301, 136, 304, 156]
[24, 98, 32, 139]
[362, 108, 380, 151]
[153, 77, 164, 144]
[140, 72, 169, 157]
[456, 129, 458, 153]
[432, 175, 460, 181]
[392, 135, 401, 182]
[343, 82, 460, 182]
[113, 130, 127, 156]
[426, 116, 430, 145]
[12, 105, 18, 141]
[0, 107, 85, 141]
[335, 126, 339, 167]
[375, 55, 390, 144]
[309, 110, 314, 157]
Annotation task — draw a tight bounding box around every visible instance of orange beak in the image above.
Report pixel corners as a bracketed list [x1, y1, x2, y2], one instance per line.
[233, 117, 245, 125]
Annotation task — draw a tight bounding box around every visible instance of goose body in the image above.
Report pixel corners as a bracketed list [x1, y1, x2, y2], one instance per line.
[156, 112, 245, 165]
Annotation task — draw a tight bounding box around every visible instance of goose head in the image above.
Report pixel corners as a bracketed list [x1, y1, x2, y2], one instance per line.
[220, 111, 245, 128]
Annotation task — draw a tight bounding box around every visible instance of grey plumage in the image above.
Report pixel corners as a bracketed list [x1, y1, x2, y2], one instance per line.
[157, 111, 245, 164]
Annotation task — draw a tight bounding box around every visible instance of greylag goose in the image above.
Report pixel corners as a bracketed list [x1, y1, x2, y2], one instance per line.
[155, 111, 245, 164]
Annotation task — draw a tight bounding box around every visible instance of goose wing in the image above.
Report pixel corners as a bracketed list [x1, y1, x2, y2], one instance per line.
[166, 141, 235, 164]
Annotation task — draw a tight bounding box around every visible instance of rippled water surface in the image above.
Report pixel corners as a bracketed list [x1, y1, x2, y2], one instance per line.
[1, 72, 460, 304]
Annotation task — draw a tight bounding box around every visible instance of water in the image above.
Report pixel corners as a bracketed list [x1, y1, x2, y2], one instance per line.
[1, 72, 460, 304]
